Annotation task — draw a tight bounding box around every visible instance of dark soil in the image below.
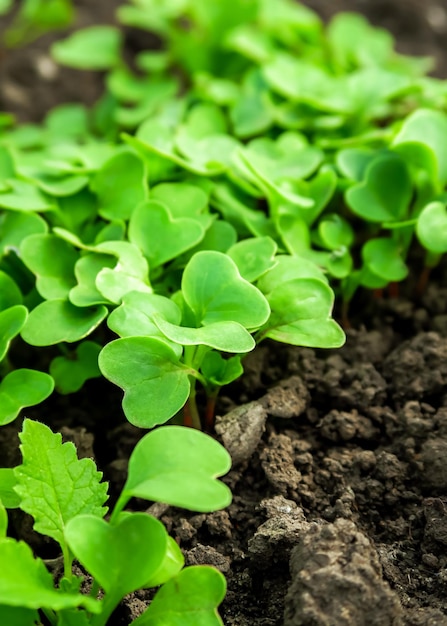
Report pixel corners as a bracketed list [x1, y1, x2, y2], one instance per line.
[2, 2, 447, 626]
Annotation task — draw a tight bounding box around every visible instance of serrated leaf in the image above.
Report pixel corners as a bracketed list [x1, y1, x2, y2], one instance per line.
[14, 419, 108, 546]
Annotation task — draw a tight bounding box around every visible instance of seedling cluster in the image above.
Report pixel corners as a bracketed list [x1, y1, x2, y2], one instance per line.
[0, 0, 446, 622]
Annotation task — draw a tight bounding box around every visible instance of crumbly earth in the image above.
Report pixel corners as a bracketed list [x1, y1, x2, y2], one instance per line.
[2, 2, 447, 625]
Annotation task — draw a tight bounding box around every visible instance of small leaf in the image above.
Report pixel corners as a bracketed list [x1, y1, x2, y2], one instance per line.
[201, 352, 243, 388]
[261, 278, 345, 348]
[91, 151, 148, 221]
[361, 238, 408, 282]
[65, 513, 167, 598]
[227, 237, 277, 282]
[21, 300, 108, 346]
[0, 305, 28, 361]
[20, 234, 78, 299]
[182, 251, 270, 329]
[0, 538, 99, 612]
[129, 200, 205, 267]
[50, 341, 102, 394]
[416, 201, 447, 254]
[14, 419, 108, 546]
[345, 154, 412, 223]
[132, 566, 226, 626]
[0, 370, 54, 426]
[52, 26, 122, 70]
[0, 211, 47, 256]
[99, 337, 190, 428]
[154, 316, 255, 353]
[121, 426, 231, 512]
[0, 179, 54, 212]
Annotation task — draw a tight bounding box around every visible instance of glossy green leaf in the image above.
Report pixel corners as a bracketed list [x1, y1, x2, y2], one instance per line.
[0, 272, 22, 310]
[120, 425, 231, 512]
[201, 351, 243, 388]
[0, 370, 54, 426]
[182, 251, 270, 329]
[91, 151, 148, 221]
[345, 154, 412, 223]
[361, 238, 408, 282]
[227, 237, 277, 282]
[416, 201, 447, 254]
[21, 300, 108, 346]
[132, 566, 226, 626]
[20, 234, 78, 299]
[154, 316, 255, 353]
[261, 278, 345, 348]
[65, 513, 167, 598]
[0, 604, 40, 626]
[143, 535, 184, 588]
[0, 211, 47, 256]
[99, 337, 191, 427]
[129, 200, 205, 267]
[0, 179, 54, 212]
[151, 182, 208, 218]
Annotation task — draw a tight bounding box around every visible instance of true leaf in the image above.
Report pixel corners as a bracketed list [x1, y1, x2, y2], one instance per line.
[14, 419, 108, 546]
[0, 538, 99, 612]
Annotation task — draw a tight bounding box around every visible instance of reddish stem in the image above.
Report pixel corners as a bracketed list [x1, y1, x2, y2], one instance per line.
[416, 266, 431, 297]
[387, 281, 399, 299]
[204, 395, 217, 433]
[183, 400, 194, 427]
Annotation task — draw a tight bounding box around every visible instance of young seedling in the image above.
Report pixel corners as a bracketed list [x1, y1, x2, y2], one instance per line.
[0, 419, 231, 625]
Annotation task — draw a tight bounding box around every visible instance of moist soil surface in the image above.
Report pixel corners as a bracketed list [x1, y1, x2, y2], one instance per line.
[2, 1, 447, 625]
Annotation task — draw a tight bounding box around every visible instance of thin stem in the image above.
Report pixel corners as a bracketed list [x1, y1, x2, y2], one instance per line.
[204, 390, 219, 433]
[40, 607, 57, 626]
[184, 379, 201, 429]
[62, 543, 73, 581]
[91, 592, 120, 626]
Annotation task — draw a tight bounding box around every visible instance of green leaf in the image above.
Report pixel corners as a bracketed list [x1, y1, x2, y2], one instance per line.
[91, 151, 148, 221]
[0, 272, 23, 310]
[0, 305, 27, 361]
[201, 352, 243, 388]
[182, 251, 270, 329]
[21, 300, 108, 346]
[361, 238, 408, 282]
[0, 501, 6, 538]
[393, 109, 447, 186]
[129, 200, 205, 267]
[132, 566, 226, 626]
[0, 468, 21, 508]
[261, 278, 345, 348]
[143, 536, 184, 588]
[14, 419, 108, 546]
[0, 179, 54, 212]
[50, 341, 102, 394]
[153, 316, 255, 353]
[416, 201, 447, 254]
[0, 538, 99, 612]
[65, 513, 167, 598]
[345, 154, 412, 223]
[20, 234, 78, 300]
[0, 211, 47, 256]
[120, 425, 231, 512]
[227, 237, 277, 282]
[99, 337, 191, 428]
[151, 182, 208, 218]
[0, 370, 54, 426]
[52, 26, 122, 70]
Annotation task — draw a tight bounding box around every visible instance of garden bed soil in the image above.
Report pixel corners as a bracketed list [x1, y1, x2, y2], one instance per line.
[2, 1, 447, 625]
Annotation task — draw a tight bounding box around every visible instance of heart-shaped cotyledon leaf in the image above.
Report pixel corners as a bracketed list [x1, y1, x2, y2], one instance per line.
[259, 278, 346, 349]
[345, 153, 413, 223]
[0, 369, 54, 426]
[116, 425, 232, 514]
[50, 341, 102, 394]
[65, 513, 168, 599]
[98, 337, 191, 428]
[21, 300, 108, 346]
[129, 200, 205, 267]
[131, 566, 226, 626]
[182, 250, 270, 329]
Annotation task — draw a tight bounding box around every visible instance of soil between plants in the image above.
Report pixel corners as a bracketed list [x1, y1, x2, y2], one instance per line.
[2, 2, 447, 625]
